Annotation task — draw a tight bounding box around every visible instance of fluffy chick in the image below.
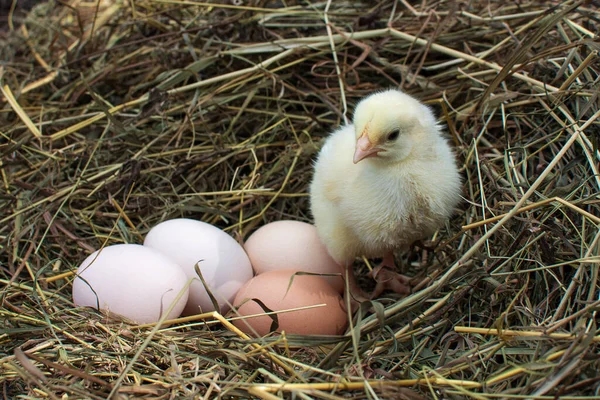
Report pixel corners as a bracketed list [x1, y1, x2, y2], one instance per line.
[309, 89, 461, 300]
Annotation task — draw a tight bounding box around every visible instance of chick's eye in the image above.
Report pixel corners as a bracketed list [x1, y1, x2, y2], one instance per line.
[387, 130, 400, 141]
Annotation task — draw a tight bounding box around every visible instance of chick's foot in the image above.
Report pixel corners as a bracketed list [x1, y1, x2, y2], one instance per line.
[340, 291, 366, 314]
[339, 258, 413, 313]
[368, 261, 412, 299]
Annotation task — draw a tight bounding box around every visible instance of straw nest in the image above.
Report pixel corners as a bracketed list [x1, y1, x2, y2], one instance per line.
[1, 0, 599, 398]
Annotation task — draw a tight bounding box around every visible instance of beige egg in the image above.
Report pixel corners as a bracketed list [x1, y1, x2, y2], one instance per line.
[144, 218, 253, 315]
[72, 244, 189, 324]
[244, 221, 344, 292]
[232, 269, 348, 336]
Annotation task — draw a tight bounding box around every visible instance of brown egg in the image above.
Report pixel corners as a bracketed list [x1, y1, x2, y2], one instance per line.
[244, 221, 344, 292]
[232, 270, 348, 336]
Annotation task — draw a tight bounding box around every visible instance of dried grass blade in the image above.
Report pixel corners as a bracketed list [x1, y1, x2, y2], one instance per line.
[1, 85, 42, 138]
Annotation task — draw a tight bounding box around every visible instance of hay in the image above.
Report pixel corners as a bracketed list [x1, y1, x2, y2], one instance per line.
[1, 0, 599, 398]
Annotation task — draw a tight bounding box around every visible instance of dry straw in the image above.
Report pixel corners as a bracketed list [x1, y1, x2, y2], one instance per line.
[1, 0, 599, 398]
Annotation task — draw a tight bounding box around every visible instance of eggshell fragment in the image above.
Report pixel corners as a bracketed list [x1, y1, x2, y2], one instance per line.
[232, 270, 348, 336]
[72, 244, 189, 324]
[144, 218, 253, 315]
[244, 221, 344, 292]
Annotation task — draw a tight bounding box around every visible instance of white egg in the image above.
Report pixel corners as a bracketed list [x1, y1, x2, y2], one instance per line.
[72, 244, 189, 324]
[143, 218, 253, 315]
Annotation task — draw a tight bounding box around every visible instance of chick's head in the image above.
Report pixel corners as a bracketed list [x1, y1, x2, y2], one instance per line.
[352, 89, 437, 164]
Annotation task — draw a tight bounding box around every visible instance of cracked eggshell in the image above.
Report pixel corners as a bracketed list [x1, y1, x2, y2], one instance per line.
[243, 221, 344, 293]
[232, 269, 348, 337]
[72, 244, 189, 324]
[144, 218, 253, 315]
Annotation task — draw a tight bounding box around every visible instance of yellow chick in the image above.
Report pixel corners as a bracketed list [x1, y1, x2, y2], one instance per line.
[309, 89, 461, 300]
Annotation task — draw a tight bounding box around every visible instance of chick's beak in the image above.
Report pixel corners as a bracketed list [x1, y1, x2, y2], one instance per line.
[353, 131, 382, 164]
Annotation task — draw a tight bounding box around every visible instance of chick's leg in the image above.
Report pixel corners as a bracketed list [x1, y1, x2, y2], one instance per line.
[380, 252, 397, 269]
[369, 252, 412, 299]
[341, 263, 369, 312]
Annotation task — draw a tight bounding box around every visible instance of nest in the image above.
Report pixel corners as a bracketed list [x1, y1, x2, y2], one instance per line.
[1, 0, 599, 398]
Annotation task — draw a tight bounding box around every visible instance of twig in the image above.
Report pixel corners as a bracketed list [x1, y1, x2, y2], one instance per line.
[455, 326, 600, 342]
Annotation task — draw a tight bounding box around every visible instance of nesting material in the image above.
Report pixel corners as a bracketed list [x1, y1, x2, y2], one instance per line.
[1, 1, 599, 399]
